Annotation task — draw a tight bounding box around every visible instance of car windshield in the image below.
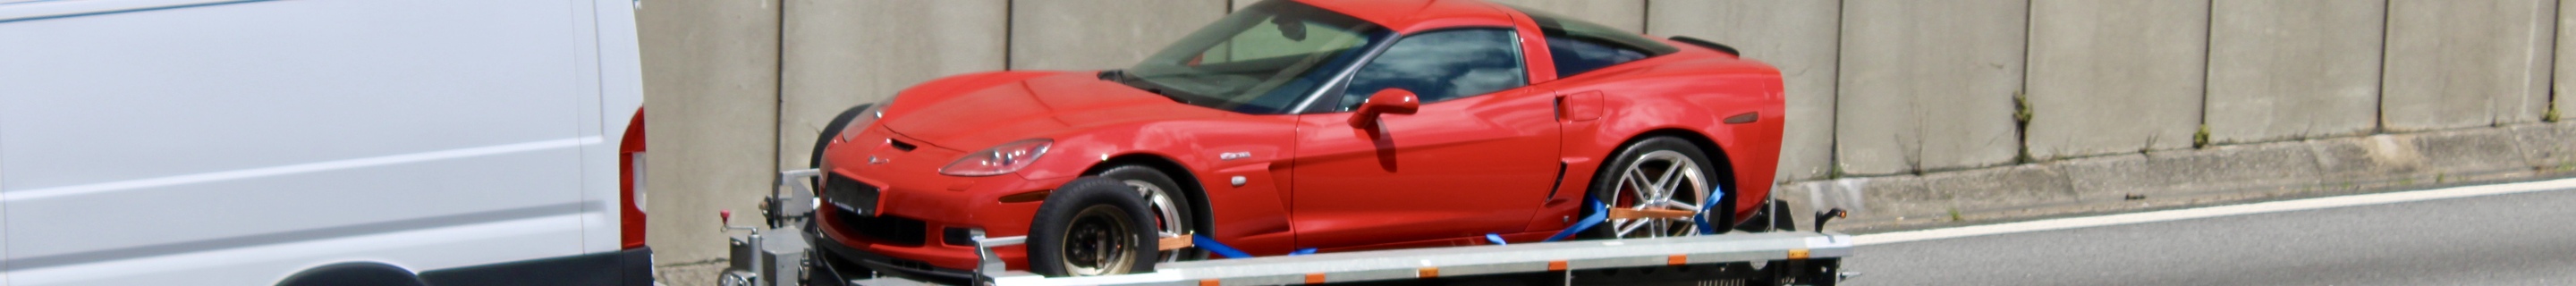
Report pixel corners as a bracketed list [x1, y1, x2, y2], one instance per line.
[1115, 0, 1386, 114]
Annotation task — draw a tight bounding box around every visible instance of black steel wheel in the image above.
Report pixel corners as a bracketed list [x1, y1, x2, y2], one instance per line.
[1094, 165, 1206, 263]
[1029, 177, 1159, 277]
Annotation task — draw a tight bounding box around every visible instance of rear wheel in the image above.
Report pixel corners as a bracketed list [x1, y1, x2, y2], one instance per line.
[1586, 137, 1724, 239]
[1029, 178, 1160, 277]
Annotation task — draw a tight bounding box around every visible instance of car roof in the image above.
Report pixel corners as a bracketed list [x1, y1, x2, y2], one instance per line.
[1292, 0, 1519, 33]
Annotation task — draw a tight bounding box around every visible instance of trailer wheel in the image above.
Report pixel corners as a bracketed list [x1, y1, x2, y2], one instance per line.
[1586, 137, 1722, 239]
[1030, 177, 1160, 277]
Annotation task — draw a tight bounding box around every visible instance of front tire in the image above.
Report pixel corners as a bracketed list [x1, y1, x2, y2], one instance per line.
[1029, 178, 1160, 277]
[1094, 166, 1206, 263]
[1586, 137, 1724, 239]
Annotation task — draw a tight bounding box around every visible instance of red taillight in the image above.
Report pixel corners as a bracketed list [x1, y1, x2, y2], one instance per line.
[620, 110, 648, 249]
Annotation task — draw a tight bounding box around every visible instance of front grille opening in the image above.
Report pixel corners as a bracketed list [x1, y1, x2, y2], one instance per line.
[942, 227, 976, 246]
[832, 207, 927, 247]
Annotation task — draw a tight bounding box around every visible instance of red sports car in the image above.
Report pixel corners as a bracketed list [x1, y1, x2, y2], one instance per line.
[806, 0, 1784, 281]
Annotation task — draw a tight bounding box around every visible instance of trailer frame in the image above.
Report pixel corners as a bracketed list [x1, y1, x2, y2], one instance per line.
[724, 169, 1855, 286]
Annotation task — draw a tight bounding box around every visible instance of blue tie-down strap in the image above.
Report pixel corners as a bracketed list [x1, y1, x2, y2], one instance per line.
[1543, 197, 1609, 242]
[1694, 185, 1728, 235]
[1289, 248, 1318, 256]
[1485, 233, 1507, 245]
[1191, 235, 1254, 259]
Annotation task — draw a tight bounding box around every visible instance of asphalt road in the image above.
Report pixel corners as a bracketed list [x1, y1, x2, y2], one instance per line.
[1848, 186, 2576, 285]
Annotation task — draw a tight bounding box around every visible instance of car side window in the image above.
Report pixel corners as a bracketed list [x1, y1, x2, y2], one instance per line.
[1545, 37, 1648, 78]
[1336, 29, 1525, 112]
[1516, 6, 1676, 78]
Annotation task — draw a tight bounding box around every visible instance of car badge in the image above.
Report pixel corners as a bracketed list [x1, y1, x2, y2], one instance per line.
[868, 156, 887, 164]
[1219, 151, 1251, 161]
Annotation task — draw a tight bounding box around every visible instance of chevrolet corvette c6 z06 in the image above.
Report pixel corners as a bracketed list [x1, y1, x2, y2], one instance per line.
[806, 0, 1787, 281]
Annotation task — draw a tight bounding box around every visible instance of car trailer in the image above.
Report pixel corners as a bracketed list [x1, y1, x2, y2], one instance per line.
[723, 170, 1858, 286]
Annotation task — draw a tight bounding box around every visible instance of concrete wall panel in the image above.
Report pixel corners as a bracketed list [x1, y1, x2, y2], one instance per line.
[636, 0, 780, 272]
[1647, 1, 1840, 181]
[777, 0, 1007, 170]
[2382, 0, 2556, 131]
[1836, 0, 2028, 175]
[1485, 0, 1647, 33]
[2559, 0, 2576, 122]
[1010, 0, 1230, 71]
[2205, 0, 2385, 143]
[2024, 0, 2208, 159]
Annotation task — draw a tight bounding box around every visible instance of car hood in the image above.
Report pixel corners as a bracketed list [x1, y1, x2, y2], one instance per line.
[877, 71, 1233, 150]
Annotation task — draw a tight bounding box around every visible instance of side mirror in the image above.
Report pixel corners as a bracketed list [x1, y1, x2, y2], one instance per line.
[1349, 88, 1419, 128]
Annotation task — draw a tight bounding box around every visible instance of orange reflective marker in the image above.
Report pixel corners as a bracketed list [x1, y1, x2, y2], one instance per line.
[1158, 236, 1194, 251]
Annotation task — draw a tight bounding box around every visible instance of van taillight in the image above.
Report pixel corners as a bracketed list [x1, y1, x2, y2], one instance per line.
[621, 111, 648, 249]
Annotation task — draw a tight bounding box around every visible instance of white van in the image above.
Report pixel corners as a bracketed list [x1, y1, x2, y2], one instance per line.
[0, 0, 649, 285]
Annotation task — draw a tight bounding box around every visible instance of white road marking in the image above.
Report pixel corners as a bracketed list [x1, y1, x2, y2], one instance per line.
[1853, 177, 2576, 246]
[2, 136, 600, 202]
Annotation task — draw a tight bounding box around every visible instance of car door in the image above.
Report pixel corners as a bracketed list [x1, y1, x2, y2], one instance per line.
[1288, 28, 1561, 249]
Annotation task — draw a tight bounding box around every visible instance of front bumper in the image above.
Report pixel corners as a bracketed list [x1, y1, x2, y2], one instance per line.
[807, 223, 979, 284]
[810, 123, 1089, 279]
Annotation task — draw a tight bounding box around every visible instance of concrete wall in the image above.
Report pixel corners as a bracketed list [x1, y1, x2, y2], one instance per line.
[775, 0, 1007, 170]
[1835, 0, 2028, 175]
[1009, 0, 1230, 71]
[2560, 0, 2576, 122]
[1646, 0, 1840, 181]
[2205, 0, 2385, 144]
[2023, 0, 2208, 159]
[636, 0, 778, 271]
[2381, 0, 2556, 131]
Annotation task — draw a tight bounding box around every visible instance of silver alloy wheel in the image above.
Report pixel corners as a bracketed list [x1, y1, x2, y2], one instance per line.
[1121, 180, 1189, 262]
[1063, 205, 1137, 276]
[1606, 150, 1712, 239]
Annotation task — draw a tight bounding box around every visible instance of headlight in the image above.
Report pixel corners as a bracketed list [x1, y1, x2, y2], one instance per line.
[836, 98, 894, 142]
[939, 139, 1053, 176]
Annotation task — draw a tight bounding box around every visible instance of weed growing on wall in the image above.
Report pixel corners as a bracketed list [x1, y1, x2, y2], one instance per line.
[2012, 90, 2035, 163]
[2547, 104, 2561, 122]
[2194, 124, 2211, 148]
